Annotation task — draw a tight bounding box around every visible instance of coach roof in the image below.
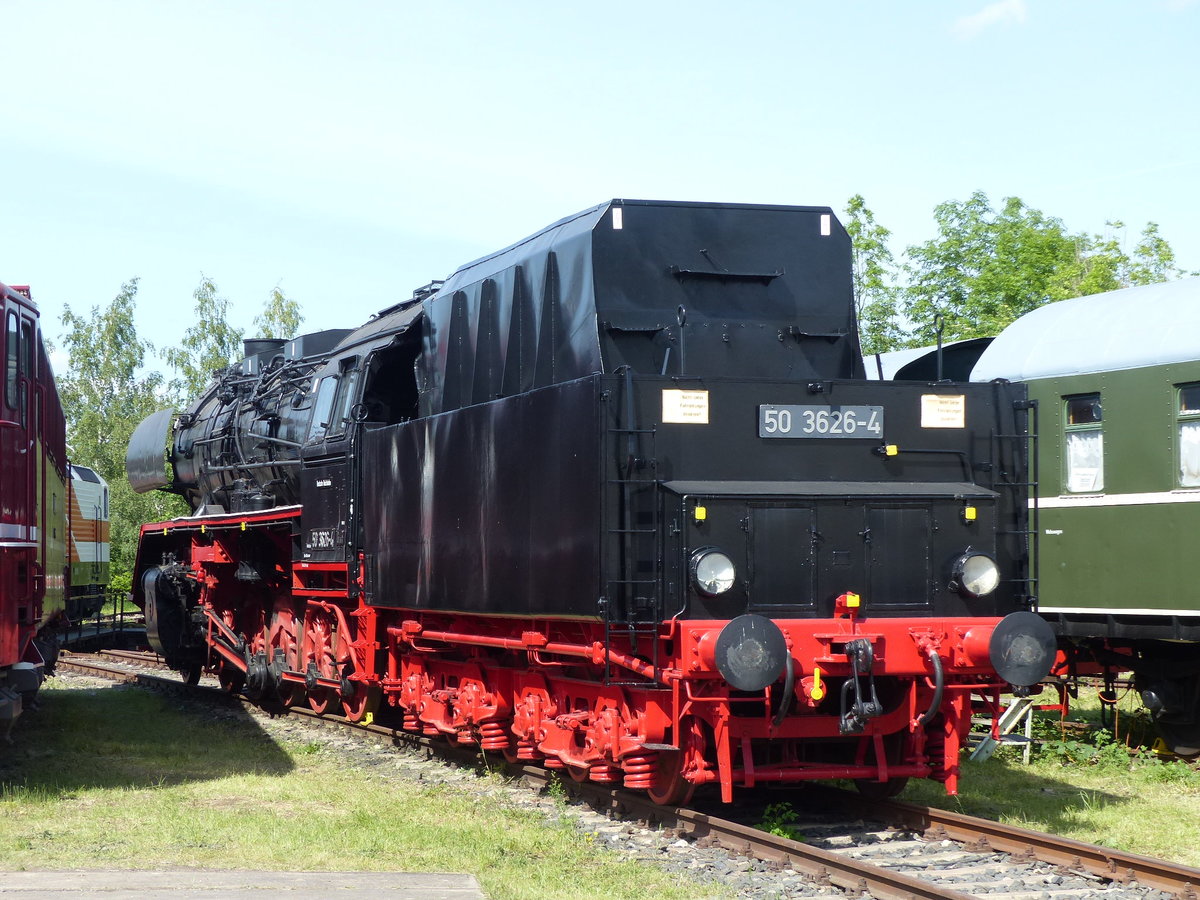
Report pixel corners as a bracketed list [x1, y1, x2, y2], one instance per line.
[972, 276, 1200, 381]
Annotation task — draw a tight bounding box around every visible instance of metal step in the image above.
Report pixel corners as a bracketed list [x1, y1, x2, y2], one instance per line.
[969, 695, 1037, 762]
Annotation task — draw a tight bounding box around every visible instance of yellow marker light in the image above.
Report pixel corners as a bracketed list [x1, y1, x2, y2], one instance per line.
[885, 444, 899, 457]
[811, 666, 825, 701]
[694, 505, 707, 522]
[241, 521, 247, 531]
[200, 524, 207, 534]
[845, 592, 861, 608]
[963, 506, 978, 522]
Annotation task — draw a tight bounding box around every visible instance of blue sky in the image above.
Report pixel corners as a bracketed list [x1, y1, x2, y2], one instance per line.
[3, 0, 1198, 374]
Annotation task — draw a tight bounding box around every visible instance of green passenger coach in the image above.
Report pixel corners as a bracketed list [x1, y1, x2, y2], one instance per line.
[972, 277, 1200, 755]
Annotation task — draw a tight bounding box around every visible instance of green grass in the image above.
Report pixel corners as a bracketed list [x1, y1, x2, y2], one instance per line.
[0, 680, 727, 900]
[905, 684, 1200, 867]
[11, 678, 1196, 891]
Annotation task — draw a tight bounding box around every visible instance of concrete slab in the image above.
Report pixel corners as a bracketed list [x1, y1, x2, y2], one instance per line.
[0, 870, 486, 899]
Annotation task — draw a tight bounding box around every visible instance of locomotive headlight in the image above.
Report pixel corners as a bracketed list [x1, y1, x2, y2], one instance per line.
[951, 551, 1001, 598]
[691, 548, 736, 596]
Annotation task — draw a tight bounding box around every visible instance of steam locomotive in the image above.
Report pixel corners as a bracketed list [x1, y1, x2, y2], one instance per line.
[127, 201, 1055, 801]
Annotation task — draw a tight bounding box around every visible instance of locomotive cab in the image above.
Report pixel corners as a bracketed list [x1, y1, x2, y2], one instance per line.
[297, 313, 423, 564]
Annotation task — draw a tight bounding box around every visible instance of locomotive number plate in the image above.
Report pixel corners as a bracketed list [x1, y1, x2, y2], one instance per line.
[758, 404, 884, 439]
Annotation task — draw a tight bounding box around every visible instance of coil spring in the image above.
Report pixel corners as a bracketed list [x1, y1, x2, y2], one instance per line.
[543, 758, 565, 769]
[513, 739, 541, 760]
[402, 714, 420, 732]
[422, 725, 441, 737]
[588, 763, 619, 784]
[455, 727, 478, 745]
[478, 722, 509, 751]
[621, 753, 657, 790]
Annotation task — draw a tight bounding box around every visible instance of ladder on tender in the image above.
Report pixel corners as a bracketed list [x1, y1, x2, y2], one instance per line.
[988, 390, 1039, 605]
[602, 374, 665, 688]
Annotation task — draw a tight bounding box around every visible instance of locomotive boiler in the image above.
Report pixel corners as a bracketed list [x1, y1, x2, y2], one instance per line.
[127, 200, 1055, 801]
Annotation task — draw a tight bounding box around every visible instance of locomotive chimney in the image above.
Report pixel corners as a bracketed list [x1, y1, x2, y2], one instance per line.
[243, 338, 286, 359]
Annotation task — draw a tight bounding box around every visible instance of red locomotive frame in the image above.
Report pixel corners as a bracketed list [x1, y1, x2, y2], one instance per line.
[138, 505, 1018, 801]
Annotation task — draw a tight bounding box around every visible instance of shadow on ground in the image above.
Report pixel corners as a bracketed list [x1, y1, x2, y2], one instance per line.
[0, 676, 294, 797]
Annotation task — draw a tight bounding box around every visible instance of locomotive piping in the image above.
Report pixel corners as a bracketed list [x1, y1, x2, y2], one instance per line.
[914, 648, 945, 728]
[771, 653, 795, 728]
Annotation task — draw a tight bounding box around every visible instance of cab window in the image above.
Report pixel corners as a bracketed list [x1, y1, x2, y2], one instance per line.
[1179, 383, 1200, 488]
[306, 376, 339, 443]
[1064, 393, 1103, 493]
[328, 358, 360, 438]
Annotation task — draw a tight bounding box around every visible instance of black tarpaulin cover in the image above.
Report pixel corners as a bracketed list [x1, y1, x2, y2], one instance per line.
[418, 200, 862, 416]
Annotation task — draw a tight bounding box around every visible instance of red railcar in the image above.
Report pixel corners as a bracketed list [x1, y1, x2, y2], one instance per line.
[0, 282, 70, 734]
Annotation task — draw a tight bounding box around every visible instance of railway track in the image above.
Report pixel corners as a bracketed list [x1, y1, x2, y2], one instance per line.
[57, 651, 1199, 900]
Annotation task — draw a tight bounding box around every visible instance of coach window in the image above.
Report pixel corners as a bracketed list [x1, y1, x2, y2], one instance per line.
[4, 311, 17, 410]
[1064, 393, 1103, 493]
[1179, 384, 1200, 488]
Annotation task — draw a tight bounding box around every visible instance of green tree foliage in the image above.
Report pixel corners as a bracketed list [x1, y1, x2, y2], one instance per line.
[844, 195, 903, 353]
[845, 193, 1189, 350]
[1054, 220, 1186, 299]
[1126, 222, 1182, 285]
[898, 193, 1191, 346]
[1052, 223, 1126, 299]
[902, 192, 1080, 344]
[59, 279, 186, 592]
[164, 275, 244, 397]
[253, 284, 304, 340]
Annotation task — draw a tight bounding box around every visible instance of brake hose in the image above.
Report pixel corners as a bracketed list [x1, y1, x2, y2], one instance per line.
[915, 648, 945, 728]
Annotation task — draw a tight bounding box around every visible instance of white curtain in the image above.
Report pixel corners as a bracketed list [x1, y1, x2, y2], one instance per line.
[1181, 422, 1200, 488]
[1066, 430, 1104, 493]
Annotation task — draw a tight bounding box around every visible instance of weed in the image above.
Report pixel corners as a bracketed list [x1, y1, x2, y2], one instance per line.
[476, 753, 494, 776]
[1142, 756, 1200, 786]
[758, 802, 803, 842]
[1038, 726, 1137, 770]
[1077, 790, 1105, 813]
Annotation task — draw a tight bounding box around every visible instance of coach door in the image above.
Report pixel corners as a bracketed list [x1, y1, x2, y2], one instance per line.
[1, 301, 39, 655]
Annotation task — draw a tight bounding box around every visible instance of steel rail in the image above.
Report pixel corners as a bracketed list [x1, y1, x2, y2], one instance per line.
[587, 789, 978, 900]
[804, 784, 1200, 900]
[94, 649, 162, 664]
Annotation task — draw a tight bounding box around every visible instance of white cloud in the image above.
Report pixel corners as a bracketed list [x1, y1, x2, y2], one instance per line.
[952, 0, 1028, 40]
